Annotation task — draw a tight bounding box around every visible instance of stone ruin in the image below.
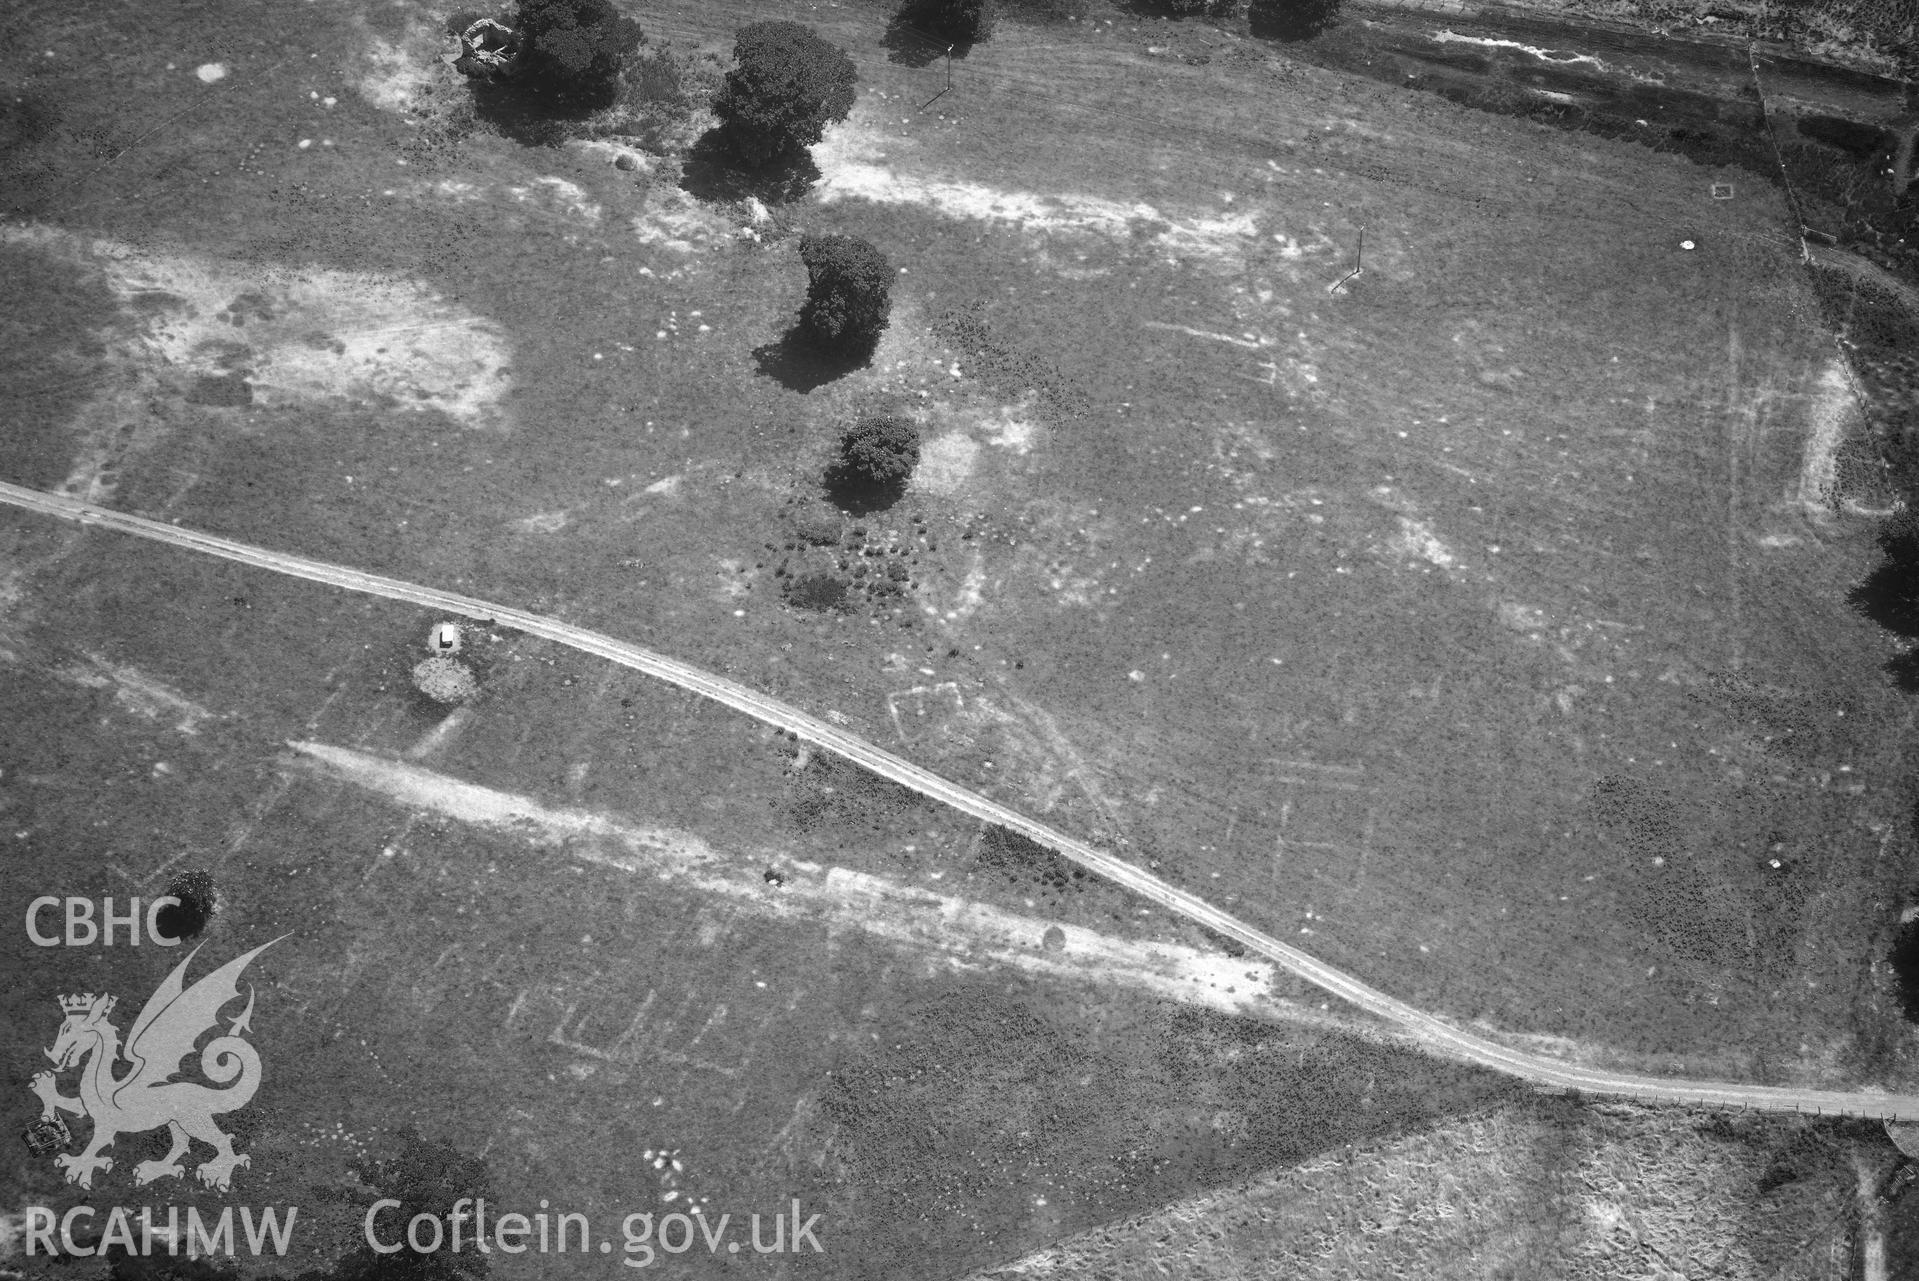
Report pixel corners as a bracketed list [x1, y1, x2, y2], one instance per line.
[453, 17, 521, 81]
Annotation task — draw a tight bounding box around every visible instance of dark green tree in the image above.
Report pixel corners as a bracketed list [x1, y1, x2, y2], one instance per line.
[1852, 507, 1919, 693]
[796, 234, 893, 357]
[1248, 0, 1342, 39]
[712, 22, 858, 167]
[836, 415, 922, 490]
[513, 0, 644, 108]
[922, 0, 998, 40]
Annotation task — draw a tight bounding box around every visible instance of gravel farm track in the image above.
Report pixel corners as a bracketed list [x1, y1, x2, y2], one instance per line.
[7, 477, 1919, 1124]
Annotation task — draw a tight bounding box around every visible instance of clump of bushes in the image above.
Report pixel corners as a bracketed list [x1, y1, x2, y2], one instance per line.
[935, 303, 1082, 422]
[787, 748, 926, 833]
[1248, 0, 1343, 40]
[783, 572, 851, 611]
[712, 21, 858, 168]
[975, 824, 1082, 892]
[796, 234, 893, 359]
[788, 498, 845, 546]
[1851, 507, 1919, 638]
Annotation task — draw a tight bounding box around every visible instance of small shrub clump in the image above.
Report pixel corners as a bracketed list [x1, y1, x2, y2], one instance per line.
[789, 498, 845, 545]
[783, 572, 851, 611]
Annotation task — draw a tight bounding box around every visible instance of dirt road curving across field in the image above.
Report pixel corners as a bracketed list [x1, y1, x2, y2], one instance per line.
[6, 478, 1919, 1121]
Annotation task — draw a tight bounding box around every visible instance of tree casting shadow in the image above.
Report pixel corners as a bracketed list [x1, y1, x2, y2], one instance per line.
[466, 76, 603, 146]
[1848, 511, 1919, 688]
[1849, 514, 1919, 637]
[1249, 0, 1344, 41]
[752, 327, 875, 393]
[823, 463, 909, 515]
[1887, 647, 1919, 693]
[880, 8, 981, 68]
[1891, 916, 1919, 1022]
[679, 128, 821, 205]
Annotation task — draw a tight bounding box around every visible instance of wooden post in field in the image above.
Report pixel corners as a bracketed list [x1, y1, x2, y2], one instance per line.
[920, 45, 956, 112]
[1328, 227, 1364, 294]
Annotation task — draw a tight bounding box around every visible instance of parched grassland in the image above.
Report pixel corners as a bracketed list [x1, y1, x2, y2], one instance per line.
[622, 0, 1917, 1080]
[0, 519, 1531, 1275]
[968, 1102, 1860, 1280]
[7, 2, 1919, 1275]
[3, 0, 1915, 1124]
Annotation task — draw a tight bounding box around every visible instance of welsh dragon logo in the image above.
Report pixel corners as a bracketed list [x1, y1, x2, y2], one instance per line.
[27, 939, 283, 1192]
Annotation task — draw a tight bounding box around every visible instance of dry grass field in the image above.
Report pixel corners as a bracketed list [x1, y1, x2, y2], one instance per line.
[6, 0, 1919, 1274]
[967, 1101, 1870, 1280]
